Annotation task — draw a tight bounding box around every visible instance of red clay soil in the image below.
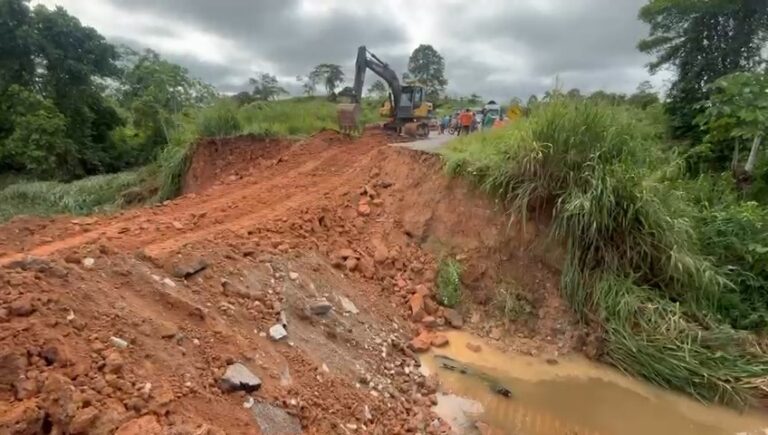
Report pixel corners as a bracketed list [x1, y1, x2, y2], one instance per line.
[0, 129, 581, 434]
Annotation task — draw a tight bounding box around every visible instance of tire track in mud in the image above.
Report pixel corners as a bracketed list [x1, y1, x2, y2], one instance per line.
[0, 134, 384, 267]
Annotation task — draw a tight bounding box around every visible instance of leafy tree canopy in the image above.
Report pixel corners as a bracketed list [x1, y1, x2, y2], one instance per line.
[407, 44, 448, 102]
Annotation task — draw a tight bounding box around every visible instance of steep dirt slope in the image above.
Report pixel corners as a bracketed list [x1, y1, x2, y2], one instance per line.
[0, 130, 579, 434]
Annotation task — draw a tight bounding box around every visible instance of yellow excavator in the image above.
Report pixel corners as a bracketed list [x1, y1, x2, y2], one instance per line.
[337, 46, 432, 138]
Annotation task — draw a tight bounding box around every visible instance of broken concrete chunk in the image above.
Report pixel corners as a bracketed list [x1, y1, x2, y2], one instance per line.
[171, 257, 209, 278]
[338, 296, 359, 314]
[218, 363, 262, 393]
[308, 299, 333, 315]
[269, 324, 287, 341]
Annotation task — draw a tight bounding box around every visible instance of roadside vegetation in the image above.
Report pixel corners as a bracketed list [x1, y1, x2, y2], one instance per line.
[443, 94, 768, 407]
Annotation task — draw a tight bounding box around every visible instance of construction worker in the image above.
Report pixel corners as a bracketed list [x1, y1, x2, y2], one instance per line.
[458, 109, 473, 136]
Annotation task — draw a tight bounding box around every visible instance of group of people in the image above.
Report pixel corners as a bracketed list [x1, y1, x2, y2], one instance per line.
[438, 109, 500, 136]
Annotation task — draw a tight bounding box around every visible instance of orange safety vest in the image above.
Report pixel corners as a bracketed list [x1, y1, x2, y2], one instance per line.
[459, 112, 473, 127]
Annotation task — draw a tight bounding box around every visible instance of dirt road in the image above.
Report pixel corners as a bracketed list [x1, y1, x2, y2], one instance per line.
[0, 129, 577, 434]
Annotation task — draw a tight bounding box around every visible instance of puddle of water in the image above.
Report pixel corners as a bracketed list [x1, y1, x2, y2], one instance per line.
[420, 331, 768, 435]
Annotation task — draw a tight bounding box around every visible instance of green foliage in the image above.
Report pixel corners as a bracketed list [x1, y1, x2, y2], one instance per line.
[310, 64, 345, 97]
[436, 258, 462, 308]
[249, 72, 287, 101]
[443, 96, 768, 405]
[695, 72, 768, 172]
[0, 169, 147, 222]
[196, 99, 242, 138]
[0, 85, 76, 178]
[407, 44, 448, 102]
[638, 0, 768, 139]
[118, 48, 216, 162]
[367, 80, 388, 99]
[696, 199, 768, 331]
[0, 0, 124, 179]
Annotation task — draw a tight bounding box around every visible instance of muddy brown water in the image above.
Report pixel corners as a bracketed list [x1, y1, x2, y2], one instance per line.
[420, 331, 768, 435]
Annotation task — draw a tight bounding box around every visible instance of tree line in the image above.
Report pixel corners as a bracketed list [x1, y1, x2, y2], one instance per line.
[0, 0, 216, 180]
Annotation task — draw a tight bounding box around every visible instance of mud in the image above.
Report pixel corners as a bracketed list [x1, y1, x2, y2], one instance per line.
[0, 129, 580, 434]
[421, 331, 768, 435]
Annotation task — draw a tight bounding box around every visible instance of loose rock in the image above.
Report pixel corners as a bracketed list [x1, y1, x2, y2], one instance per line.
[8, 296, 35, 317]
[81, 257, 96, 269]
[409, 293, 426, 321]
[155, 320, 179, 339]
[250, 402, 302, 435]
[218, 363, 262, 393]
[430, 334, 449, 348]
[308, 299, 333, 315]
[338, 296, 359, 314]
[269, 324, 288, 341]
[115, 415, 162, 435]
[109, 336, 129, 349]
[171, 257, 209, 278]
[421, 316, 438, 328]
[466, 342, 482, 353]
[443, 309, 464, 329]
[409, 333, 431, 353]
[70, 407, 99, 434]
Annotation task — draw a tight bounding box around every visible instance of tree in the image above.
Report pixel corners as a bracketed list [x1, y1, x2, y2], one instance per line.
[310, 64, 344, 98]
[0, 1, 125, 177]
[0, 85, 74, 178]
[566, 88, 582, 99]
[467, 93, 482, 106]
[249, 72, 287, 101]
[231, 91, 254, 106]
[407, 44, 448, 102]
[296, 75, 316, 96]
[697, 72, 768, 184]
[120, 49, 215, 152]
[526, 95, 539, 108]
[367, 80, 388, 99]
[638, 0, 768, 140]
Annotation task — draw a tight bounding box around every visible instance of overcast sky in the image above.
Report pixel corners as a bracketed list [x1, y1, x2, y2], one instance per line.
[33, 0, 672, 101]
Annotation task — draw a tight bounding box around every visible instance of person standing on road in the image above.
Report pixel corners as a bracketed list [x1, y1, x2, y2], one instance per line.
[458, 109, 473, 135]
[440, 114, 450, 135]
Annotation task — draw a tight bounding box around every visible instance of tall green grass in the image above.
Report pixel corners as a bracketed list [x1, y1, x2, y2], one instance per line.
[0, 170, 148, 222]
[442, 97, 768, 406]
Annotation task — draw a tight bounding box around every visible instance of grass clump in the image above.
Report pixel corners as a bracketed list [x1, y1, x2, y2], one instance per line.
[494, 284, 535, 322]
[0, 170, 148, 222]
[197, 99, 242, 138]
[436, 257, 462, 307]
[442, 97, 768, 407]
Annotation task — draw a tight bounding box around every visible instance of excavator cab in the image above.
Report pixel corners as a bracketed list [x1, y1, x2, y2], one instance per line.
[338, 46, 432, 138]
[380, 86, 432, 119]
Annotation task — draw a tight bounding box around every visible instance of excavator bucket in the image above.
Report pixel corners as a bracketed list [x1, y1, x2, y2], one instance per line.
[337, 103, 362, 134]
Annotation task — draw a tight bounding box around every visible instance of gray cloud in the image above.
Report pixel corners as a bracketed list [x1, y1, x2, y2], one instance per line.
[37, 0, 667, 101]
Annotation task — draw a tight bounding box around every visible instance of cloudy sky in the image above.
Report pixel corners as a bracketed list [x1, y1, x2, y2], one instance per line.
[33, 0, 672, 101]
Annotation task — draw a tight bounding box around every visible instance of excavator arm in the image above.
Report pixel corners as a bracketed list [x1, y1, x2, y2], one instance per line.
[350, 46, 401, 113]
